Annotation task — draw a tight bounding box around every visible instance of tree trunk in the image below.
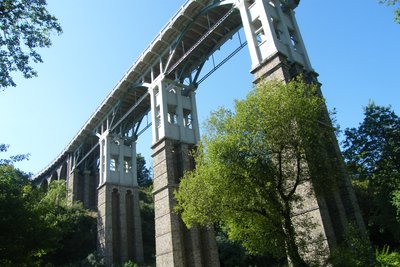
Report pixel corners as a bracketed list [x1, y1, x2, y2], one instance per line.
[282, 202, 309, 267]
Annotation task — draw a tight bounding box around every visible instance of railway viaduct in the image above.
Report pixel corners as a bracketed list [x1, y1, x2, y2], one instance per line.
[33, 0, 366, 266]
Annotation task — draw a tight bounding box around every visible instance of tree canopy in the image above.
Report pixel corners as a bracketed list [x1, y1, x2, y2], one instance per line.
[137, 153, 152, 187]
[0, 144, 29, 165]
[342, 103, 400, 248]
[0, 164, 47, 265]
[136, 154, 156, 264]
[0, 0, 62, 89]
[175, 78, 331, 266]
[0, 161, 96, 266]
[1, 147, 154, 266]
[38, 180, 97, 266]
[379, 0, 400, 23]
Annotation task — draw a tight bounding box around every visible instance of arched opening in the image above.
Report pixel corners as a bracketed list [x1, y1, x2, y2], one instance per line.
[40, 179, 49, 192]
[50, 171, 58, 184]
[126, 190, 135, 260]
[59, 162, 67, 180]
[112, 188, 121, 264]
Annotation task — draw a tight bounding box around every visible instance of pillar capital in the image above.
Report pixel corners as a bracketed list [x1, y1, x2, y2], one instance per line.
[149, 78, 200, 145]
[239, 0, 312, 72]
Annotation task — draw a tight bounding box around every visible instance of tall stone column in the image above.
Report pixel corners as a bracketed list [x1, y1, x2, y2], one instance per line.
[150, 79, 220, 267]
[238, 0, 366, 262]
[97, 183, 114, 265]
[97, 133, 144, 266]
[83, 170, 91, 209]
[67, 169, 81, 202]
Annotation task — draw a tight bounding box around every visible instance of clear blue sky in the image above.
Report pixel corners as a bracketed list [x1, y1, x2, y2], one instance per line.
[0, 0, 399, 175]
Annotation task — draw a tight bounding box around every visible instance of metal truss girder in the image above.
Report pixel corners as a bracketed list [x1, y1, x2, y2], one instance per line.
[185, 24, 243, 85]
[93, 100, 121, 134]
[74, 143, 100, 170]
[192, 62, 206, 84]
[108, 103, 120, 130]
[134, 118, 143, 137]
[136, 121, 152, 137]
[164, 1, 238, 72]
[119, 107, 149, 137]
[109, 91, 150, 133]
[166, 6, 236, 75]
[197, 40, 247, 85]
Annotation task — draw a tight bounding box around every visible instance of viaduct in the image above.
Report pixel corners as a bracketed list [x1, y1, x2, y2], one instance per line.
[33, 0, 366, 266]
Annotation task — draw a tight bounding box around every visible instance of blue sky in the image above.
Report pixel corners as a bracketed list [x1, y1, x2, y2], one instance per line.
[0, 0, 399, 174]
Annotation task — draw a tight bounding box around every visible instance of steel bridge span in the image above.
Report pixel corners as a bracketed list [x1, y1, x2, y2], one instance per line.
[33, 0, 365, 266]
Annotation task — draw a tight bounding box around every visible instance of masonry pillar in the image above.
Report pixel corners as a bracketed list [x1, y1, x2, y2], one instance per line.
[150, 78, 220, 267]
[238, 0, 366, 262]
[97, 133, 144, 266]
[67, 170, 82, 202]
[83, 170, 91, 209]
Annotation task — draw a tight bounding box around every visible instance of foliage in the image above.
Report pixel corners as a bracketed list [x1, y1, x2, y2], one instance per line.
[328, 108, 341, 138]
[0, 0, 62, 88]
[216, 230, 285, 267]
[379, 0, 400, 23]
[38, 180, 97, 266]
[0, 149, 153, 266]
[0, 164, 47, 266]
[82, 251, 105, 266]
[329, 224, 373, 267]
[0, 143, 30, 165]
[137, 153, 152, 186]
[175, 78, 330, 266]
[217, 232, 247, 267]
[0, 159, 96, 266]
[123, 260, 139, 267]
[393, 190, 400, 221]
[139, 184, 155, 265]
[375, 246, 400, 267]
[137, 154, 155, 265]
[342, 103, 400, 248]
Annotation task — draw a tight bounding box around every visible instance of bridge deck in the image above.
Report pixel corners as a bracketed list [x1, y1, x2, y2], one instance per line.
[34, 0, 243, 180]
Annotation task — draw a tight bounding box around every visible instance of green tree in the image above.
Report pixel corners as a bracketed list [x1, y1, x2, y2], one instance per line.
[329, 224, 373, 267]
[375, 245, 400, 266]
[0, 0, 62, 89]
[175, 78, 331, 267]
[139, 185, 155, 265]
[38, 180, 97, 266]
[216, 230, 285, 267]
[0, 145, 44, 265]
[0, 144, 30, 165]
[137, 153, 152, 187]
[342, 103, 400, 248]
[136, 154, 155, 264]
[0, 164, 47, 266]
[1, 144, 96, 266]
[393, 190, 400, 222]
[379, 0, 400, 23]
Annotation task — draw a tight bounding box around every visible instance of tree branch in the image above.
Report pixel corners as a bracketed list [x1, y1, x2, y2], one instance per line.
[287, 152, 302, 199]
